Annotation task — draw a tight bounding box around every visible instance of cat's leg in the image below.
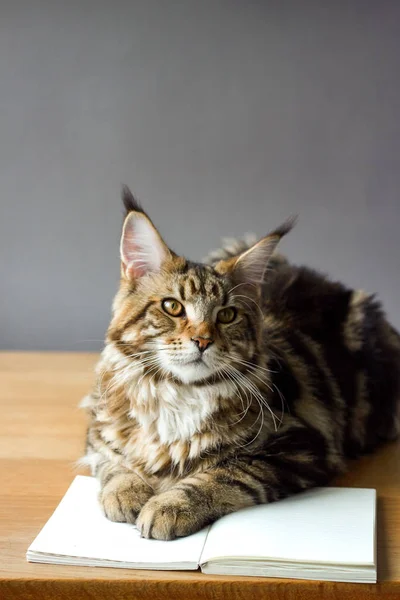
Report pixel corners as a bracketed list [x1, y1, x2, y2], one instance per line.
[137, 427, 339, 540]
[136, 463, 264, 540]
[98, 461, 154, 525]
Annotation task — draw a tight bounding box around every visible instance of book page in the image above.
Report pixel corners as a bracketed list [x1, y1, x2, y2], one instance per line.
[200, 487, 376, 567]
[27, 476, 209, 568]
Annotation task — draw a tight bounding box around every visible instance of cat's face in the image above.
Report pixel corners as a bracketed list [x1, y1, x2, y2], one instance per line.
[107, 188, 291, 384]
[110, 260, 260, 384]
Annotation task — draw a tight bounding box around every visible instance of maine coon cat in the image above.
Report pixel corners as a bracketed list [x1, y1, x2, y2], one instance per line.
[80, 188, 400, 540]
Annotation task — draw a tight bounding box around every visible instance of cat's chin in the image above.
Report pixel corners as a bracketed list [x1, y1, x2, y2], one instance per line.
[166, 361, 215, 384]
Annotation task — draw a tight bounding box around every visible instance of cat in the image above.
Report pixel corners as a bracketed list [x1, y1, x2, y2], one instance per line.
[80, 187, 400, 540]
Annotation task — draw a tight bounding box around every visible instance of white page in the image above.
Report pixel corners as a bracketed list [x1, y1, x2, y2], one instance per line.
[200, 487, 376, 567]
[27, 476, 209, 569]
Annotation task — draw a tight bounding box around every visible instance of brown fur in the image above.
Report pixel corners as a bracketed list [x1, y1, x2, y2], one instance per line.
[80, 189, 400, 540]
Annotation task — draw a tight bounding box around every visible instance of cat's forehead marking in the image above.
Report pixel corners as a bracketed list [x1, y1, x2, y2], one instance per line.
[178, 266, 227, 305]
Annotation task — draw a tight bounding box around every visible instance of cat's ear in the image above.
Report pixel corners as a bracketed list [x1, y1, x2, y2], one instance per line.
[120, 187, 171, 280]
[216, 218, 296, 286]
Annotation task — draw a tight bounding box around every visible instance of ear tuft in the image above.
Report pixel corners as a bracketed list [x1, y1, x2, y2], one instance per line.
[267, 215, 298, 240]
[121, 185, 145, 217]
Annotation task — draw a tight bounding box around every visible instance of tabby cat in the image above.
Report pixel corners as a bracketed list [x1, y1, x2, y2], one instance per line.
[80, 187, 400, 540]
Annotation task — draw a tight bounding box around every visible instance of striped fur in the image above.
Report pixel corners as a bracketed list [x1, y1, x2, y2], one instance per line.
[80, 189, 400, 540]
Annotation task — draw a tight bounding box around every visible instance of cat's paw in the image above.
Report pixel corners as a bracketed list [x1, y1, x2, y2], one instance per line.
[100, 473, 153, 524]
[137, 489, 202, 540]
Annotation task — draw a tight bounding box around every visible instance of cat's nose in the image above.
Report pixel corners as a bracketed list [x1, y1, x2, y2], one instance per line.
[191, 336, 214, 352]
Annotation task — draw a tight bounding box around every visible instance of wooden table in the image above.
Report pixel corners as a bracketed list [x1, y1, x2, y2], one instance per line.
[1, 352, 399, 599]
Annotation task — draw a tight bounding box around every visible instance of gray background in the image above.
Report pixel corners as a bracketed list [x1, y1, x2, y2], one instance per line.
[1, 0, 399, 351]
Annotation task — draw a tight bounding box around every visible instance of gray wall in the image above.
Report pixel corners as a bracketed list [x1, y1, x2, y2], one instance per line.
[1, 0, 400, 351]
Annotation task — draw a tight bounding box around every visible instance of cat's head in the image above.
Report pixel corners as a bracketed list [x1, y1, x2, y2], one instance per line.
[107, 187, 293, 385]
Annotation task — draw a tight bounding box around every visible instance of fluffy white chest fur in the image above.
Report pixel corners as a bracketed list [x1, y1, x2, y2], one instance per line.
[129, 377, 233, 445]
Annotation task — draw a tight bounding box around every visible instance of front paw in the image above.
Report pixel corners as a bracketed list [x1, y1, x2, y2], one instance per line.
[137, 489, 205, 540]
[100, 473, 153, 524]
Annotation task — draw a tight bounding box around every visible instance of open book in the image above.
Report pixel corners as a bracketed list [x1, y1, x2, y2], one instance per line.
[27, 475, 377, 583]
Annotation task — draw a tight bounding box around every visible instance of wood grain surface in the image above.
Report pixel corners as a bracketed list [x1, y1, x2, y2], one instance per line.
[1, 352, 399, 599]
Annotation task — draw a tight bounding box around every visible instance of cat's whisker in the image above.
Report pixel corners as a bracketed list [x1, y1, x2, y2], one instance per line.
[223, 380, 254, 427]
[148, 364, 168, 387]
[98, 372, 119, 407]
[221, 365, 261, 427]
[232, 298, 257, 317]
[226, 281, 258, 296]
[228, 295, 258, 317]
[136, 359, 165, 388]
[119, 358, 161, 377]
[230, 355, 280, 375]
[112, 358, 163, 390]
[225, 364, 280, 432]
[229, 358, 276, 398]
[230, 294, 264, 318]
[235, 396, 265, 449]
[119, 348, 171, 360]
[218, 364, 253, 427]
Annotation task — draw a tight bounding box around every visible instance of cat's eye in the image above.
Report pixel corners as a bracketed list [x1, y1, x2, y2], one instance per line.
[162, 298, 185, 317]
[217, 307, 237, 324]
